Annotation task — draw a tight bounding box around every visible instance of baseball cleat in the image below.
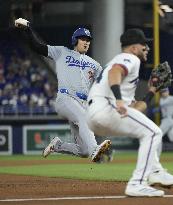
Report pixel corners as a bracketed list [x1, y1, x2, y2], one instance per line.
[91, 140, 111, 162]
[148, 169, 173, 186]
[125, 184, 164, 197]
[42, 137, 62, 158]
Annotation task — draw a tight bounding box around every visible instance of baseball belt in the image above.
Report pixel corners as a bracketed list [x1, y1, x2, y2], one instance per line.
[58, 88, 87, 101]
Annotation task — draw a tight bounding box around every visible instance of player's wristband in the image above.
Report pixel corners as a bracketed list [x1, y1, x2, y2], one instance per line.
[143, 91, 154, 105]
[110, 84, 122, 99]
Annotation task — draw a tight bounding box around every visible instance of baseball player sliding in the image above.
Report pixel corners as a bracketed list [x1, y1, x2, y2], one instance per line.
[14, 18, 111, 162]
[86, 28, 173, 197]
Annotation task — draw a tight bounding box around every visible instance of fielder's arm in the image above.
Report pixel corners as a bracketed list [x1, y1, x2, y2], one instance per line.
[14, 18, 48, 57]
[108, 64, 127, 116]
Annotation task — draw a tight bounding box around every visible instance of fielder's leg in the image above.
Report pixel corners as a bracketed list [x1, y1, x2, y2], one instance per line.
[87, 99, 164, 196]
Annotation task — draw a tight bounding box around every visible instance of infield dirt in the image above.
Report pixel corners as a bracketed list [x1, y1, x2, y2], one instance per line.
[0, 159, 172, 205]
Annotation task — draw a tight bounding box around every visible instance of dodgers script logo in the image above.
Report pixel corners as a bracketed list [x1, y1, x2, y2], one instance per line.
[66, 56, 96, 70]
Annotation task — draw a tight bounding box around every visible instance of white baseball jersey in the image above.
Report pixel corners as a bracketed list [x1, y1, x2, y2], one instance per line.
[88, 53, 140, 105]
[48, 46, 102, 97]
[160, 95, 173, 118]
[87, 52, 164, 185]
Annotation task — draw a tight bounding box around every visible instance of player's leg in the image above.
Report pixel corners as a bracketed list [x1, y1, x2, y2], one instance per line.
[87, 99, 164, 196]
[156, 118, 170, 158]
[52, 93, 111, 160]
[88, 101, 161, 178]
[157, 118, 173, 156]
[68, 123, 111, 162]
[148, 118, 173, 186]
[66, 101, 111, 161]
[115, 108, 163, 186]
[56, 94, 97, 154]
[167, 120, 173, 142]
[160, 118, 172, 136]
[150, 118, 172, 172]
[43, 94, 96, 158]
[68, 121, 89, 156]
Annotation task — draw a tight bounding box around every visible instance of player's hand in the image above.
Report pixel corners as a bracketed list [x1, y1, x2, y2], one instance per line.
[14, 18, 30, 28]
[148, 86, 157, 94]
[116, 100, 127, 117]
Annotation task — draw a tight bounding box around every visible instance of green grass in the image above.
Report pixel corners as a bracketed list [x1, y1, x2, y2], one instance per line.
[0, 151, 172, 161]
[0, 152, 172, 181]
[0, 163, 134, 181]
[0, 154, 76, 161]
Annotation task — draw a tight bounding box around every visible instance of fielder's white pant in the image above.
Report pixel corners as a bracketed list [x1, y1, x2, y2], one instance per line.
[87, 97, 163, 184]
[54, 93, 97, 157]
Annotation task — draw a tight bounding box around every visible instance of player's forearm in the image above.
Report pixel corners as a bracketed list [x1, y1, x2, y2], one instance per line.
[22, 27, 48, 57]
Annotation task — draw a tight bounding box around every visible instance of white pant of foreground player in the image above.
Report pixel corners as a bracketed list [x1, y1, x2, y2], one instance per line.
[86, 97, 168, 197]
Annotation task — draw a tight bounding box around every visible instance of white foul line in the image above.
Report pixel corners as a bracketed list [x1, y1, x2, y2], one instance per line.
[0, 195, 173, 202]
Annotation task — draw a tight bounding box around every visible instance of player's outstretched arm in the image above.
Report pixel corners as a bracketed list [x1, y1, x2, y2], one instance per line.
[14, 18, 48, 57]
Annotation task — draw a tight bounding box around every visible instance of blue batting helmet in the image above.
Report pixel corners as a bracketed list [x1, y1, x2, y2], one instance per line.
[71, 28, 92, 46]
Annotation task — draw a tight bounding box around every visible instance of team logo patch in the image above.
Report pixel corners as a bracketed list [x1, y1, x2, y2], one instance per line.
[124, 59, 131, 63]
[84, 29, 91, 37]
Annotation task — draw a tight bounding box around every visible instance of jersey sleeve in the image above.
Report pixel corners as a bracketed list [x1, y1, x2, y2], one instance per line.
[113, 55, 137, 75]
[47, 45, 63, 60]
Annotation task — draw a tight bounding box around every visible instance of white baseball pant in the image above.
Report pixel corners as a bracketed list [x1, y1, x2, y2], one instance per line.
[87, 97, 163, 184]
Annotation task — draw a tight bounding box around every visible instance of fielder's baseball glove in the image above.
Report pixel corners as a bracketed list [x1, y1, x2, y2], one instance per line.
[149, 61, 172, 91]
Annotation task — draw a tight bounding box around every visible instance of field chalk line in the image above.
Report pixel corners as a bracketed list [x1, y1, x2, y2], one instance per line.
[0, 195, 173, 202]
